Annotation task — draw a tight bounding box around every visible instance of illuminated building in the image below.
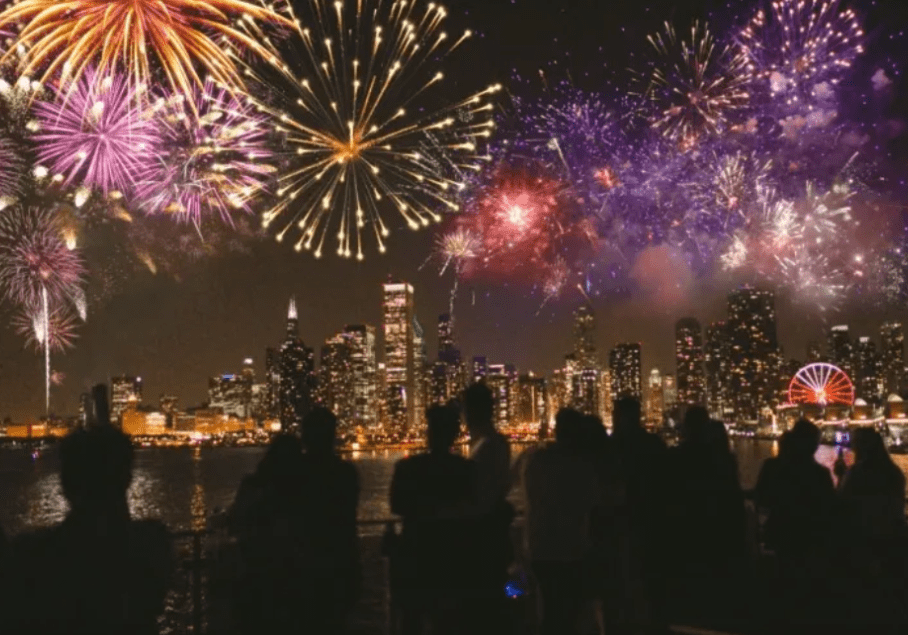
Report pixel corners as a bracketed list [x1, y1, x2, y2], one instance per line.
[806, 341, 823, 363]
[599, 368, 613, 422]
[159, 395, 179, 428]
[432, 314, 464, 406]
[383, 281, 417, 431]
[111, 376, 142, 425]
[573, 303, 597, 368]
[486, 363, 515, 426]
[705, 322, 732, 420]
[279, 297, 316, 430]
[122, 409, 167, 436]
[79, 392, 92, 427]
[265, 347, 281, 418]
[344, 324, 378, 430]
[550, 367, 571, 415]
[609, 343, 642, 400]
[320, 332, 354, 430]
[827, 325, 854, 379]
[727, 288, 779, 420]
[570, 302, 604, 417]
[517, 373, 548, 425]
[413, 317, 428, 429]
[881, 322, 905, 396]
[209, 362, 254, 419]
[854, 336, 883, 404]
[663, 374, 677, 411]
[472, 356, 488, 384]
[646, 368, 664, 426]
[675, 318, 706, 406]
[250, 384, 268, 420]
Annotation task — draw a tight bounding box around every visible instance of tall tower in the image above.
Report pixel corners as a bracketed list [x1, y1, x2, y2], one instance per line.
[646, 368, 664, 426]
[854, 337, 882, 404]
[705, 321, 731, 420]
[609, 343, 642, 400]
[573, 303, 597, 367]
[344, 324, 378, 430]
[320, 332, 354, 430]
[279, 296, 315, 430]
[827, 325, 854, 378]
[727, 288, 779, 420]
[881, 322, 905, 396]
[110, 376, 142, 425]
[675, 318, 706, 406]
[382, 281, 416, 431]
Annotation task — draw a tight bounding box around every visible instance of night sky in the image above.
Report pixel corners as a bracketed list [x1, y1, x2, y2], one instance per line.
[2, 0, 908, 420]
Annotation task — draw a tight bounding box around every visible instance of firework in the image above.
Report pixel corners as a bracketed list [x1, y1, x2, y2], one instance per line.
[0, 0, 292, 97]
[0, 206, 85, 309]
[134, 80, 274, 226]
[33, 69, 158, 196]
[238, 0, 499, 259]
[635, 21, 750, 149]
[436, 228, 480, 277]
[13, 303, 79, 352]
[0, 136, 23, 200]
[739, 0, 864, 103]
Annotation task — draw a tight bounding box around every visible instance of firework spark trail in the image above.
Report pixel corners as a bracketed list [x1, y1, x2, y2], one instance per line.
[33, 69, 158, 196]
[13, 301, 79, 352]
[0, 0, 292, 98]
[636, 21, 750, 149]
[236, 0, 500, 259]
[134, 79, 275, 227]
[739, 0, 864, 104]
[0, 136, 23, 201]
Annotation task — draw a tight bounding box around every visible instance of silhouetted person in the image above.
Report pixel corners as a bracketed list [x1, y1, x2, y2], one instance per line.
[610, 396, 669, 632]
[298, 407, 361, 634]
[3, 407, 172, 635]
[391, 403, 476, 635]
[578, 414, 625, 635]
[667, 408, 747, 628]
[839, 428, 908, 578]
[229, 434, 309, 635]
[463, 382, 513, 634]
[524, 408, 600, 635]
[755, 419, 836, 626]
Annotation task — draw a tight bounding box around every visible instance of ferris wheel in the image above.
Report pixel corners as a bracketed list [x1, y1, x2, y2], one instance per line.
[788, 363, 855, 407]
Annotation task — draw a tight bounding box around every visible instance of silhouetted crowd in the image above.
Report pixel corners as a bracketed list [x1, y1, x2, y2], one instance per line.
[1, 383, 907, 635]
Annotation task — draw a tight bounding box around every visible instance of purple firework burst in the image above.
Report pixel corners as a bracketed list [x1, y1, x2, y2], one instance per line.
[33, 69, 158, 195]
[13, 302, 79, 352]
[135, 79, 274, 226]
[0, 207, 86, 309]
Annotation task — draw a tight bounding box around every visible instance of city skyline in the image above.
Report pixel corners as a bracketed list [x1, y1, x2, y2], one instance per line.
[5, 264, 908, 421]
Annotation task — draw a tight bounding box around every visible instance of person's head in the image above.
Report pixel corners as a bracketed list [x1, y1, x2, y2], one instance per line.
[777, 430, 794, 458]
[705, 419, 731, 454]
[554, 408, 584, 449]
[612, 396, 642, 435]
[680, 406, 711, 445]
[851, 427, 888, 463]
[789, 418, 821, 458]
[60, 426, 133, 511]
[579, 414, 608, 449]
[427, 403, 461, 453]
[463, 382, 495, 435]
[258, 434, 303, 482]
[301, 407, 338, 456]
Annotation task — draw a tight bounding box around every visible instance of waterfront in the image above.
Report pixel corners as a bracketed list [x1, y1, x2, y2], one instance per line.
[0, 439, 890, 537]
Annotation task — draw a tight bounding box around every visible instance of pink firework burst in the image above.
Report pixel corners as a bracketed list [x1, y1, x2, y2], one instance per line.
[13, 303, 79, 352]
[33, 69, 158, 195]
[462, 166, 573, 279]
[0, 207, 86, 309]
[135, 80, 274, 226]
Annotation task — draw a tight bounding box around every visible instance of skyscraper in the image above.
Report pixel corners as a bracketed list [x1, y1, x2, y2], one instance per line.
[438, 313, 456, 359]
[880, 322, 905, 396]
[279, 297, 316, 430]
[517, 373, 548, 425]
[705, 321, 731, 419]
[663, 374, 677, 411]
[727, 288, 779, 419]
[828, 325, 854, 378]
[486, 363, 514, 427]
[209, 372, 252, 419]
[573, 303, 596, 367]
[472, 356, 488, 384]
[344, 324, 378, 429]
[646, 368, 664, 426]
[854, 336, 882, 404]
[111, 375, 142, 425]
[413, 316, 428, 428]
[383, 281, 416, 431]
[609, 343, 642, 400]
[265, 347, 281, 419]
[433, 313, 464, 405]
[320, 332, 354, 430]
[675, 318, 706, 406]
